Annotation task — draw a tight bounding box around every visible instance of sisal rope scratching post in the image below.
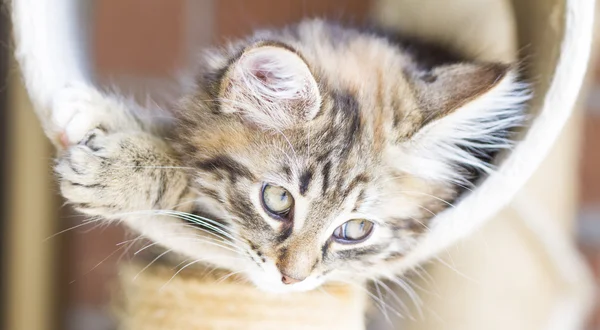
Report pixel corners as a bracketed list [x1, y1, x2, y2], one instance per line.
[114, 263, 366, 330]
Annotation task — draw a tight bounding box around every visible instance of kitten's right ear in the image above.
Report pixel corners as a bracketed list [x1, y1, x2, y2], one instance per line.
[219, 44, 322, 129]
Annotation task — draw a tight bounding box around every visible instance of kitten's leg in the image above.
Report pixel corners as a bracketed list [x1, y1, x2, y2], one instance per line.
[53, 84, 194, 218]
[54, 129, 248, 270]
[52, 88, 246, 270]
[55, 128, 246, 270]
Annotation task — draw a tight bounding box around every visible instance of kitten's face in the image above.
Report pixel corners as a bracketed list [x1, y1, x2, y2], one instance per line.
[171, 21, 517, 292]
[177, 116, 446, 293]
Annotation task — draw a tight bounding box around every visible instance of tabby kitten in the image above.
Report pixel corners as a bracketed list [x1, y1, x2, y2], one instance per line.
[55, 19, 526, 293]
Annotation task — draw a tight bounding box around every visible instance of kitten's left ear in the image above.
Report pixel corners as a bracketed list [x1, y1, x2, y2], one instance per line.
[392, 62, 526, 182]
[219, 45, 321, 129]
[409, 62, 510, 125]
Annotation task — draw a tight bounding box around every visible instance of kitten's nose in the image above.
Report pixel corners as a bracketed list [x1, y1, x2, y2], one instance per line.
[281, 273, 304, 285]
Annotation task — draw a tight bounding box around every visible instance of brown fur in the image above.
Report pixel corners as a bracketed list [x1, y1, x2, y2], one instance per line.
[56, 19, 518, 291]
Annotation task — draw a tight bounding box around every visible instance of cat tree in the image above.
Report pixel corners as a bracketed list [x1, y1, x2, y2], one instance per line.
[11, 0, 596, 329]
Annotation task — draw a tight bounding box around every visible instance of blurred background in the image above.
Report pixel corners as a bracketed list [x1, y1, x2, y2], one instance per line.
[0, 1, 599, 330]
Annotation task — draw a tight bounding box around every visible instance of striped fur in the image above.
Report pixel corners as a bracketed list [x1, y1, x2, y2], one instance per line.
[56, 19, 527, 293]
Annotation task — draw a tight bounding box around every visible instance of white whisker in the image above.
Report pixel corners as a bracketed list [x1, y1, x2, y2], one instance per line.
[337, 279, 404, 320]
[69, 243, 129, 285]
[133, 249, 172, 281]
[44, 219, 100, 241]
[386, 276, 423, 319]
[159, 259, 199, 291]
[378, 279, 413, 320]
[398, 190, 457, 208]
[374, 280, 393, 324]
[112, 165, 195, 170]
[216, 269, 248, 283]
[433, 256, 478, 284]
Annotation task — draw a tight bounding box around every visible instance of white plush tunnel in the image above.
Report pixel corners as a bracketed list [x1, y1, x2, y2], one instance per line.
[10, 0, 596, 329]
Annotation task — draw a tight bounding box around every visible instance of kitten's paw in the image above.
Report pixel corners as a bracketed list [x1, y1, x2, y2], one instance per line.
[56, 130, 188, 217]
[52, 84, 138, 147]
[56, 128, 121, 215]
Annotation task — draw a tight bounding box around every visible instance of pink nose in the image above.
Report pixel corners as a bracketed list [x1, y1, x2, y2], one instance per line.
[281, 274, 303, 285]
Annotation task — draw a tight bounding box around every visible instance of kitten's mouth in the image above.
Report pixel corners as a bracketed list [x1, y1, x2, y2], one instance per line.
[246, 268, 326, 293]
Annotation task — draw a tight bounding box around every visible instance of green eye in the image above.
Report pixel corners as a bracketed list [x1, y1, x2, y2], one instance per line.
[261, 184, 294, 219]
[333, 219, 374, 243]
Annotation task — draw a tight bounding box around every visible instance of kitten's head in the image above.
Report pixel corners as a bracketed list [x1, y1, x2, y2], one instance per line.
[171, 21, 526, 293]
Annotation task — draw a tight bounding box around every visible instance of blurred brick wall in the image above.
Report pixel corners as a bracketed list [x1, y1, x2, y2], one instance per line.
[580, 76, 600, 330]
[577, 12, 600, 329]
[93, 0, 186, 77]
[581, 112, 600, 207]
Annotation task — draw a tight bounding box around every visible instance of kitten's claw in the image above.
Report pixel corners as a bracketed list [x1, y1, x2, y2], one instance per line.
[79, 128, 107, 151]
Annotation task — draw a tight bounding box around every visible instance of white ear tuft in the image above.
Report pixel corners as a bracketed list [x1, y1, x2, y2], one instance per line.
[220, 45, 321, 129]
[392, 70, 530, 184]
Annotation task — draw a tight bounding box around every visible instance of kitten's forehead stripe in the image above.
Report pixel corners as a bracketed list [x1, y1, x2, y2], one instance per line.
[331, 91, 362, 150]
[352, 189, 367, 212]
[298, 169, 313, 195]
[282, 165, 292, 180]
[315, 150, 331, 163]
[321, 161, 332, 195]
[342, 174, 368, 200]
